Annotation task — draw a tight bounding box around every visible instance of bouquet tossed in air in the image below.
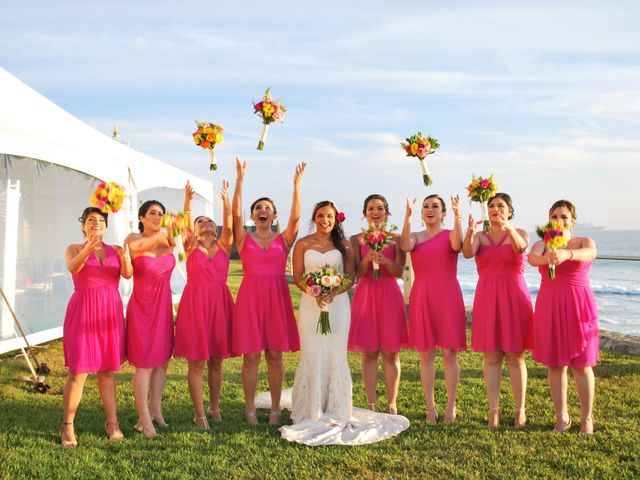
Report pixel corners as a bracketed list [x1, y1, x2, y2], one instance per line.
[161, 212, 189, 261]
[302, 264, 350, 335]
[90, 182, 125, 214]
[192, 121, 224, 171]
[535, 221, 571, 279]
[253, 87, 286, 150]
[467, 174, 499, 233]
[359, 222, 398, 278]
[400, 132, 440, 186]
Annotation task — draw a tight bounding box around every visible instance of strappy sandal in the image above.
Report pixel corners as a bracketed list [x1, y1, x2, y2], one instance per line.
[246, 410, 258, 426]
[133, 421, 158, 438]
[426, 405, 439, 424]
[105, 421, 124, 441]
[207, 406, 222, 422]
[553, 416, 572, 433]
[193, 416, 211, 430]
[514, 408, 527, 429]
[386, 403, 398, 415]
[367, 402, 377, 412]
[444, 406, 457, 424]
[268, 410, 282, 426]
[60, 422, 77, 448]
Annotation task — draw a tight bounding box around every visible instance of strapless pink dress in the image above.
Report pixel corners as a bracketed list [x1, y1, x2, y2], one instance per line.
[63, 244, 125, 374]
[126, 254, 175, 368]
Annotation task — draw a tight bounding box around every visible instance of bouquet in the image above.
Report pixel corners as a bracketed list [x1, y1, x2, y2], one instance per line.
[400, 132, 440, 186]
[467, 174, 499, 233]
[160, 212, 189, 261]
[359, 222, 398, 278]
[192, 121, 224, 171]
[253, 87, 286, 150]
[90, 181, 125, 213]
[302, 264, 350, 335]
[536, 221, 571, 279]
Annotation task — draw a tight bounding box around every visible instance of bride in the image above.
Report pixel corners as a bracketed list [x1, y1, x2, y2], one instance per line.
[261, 200, 409, 446]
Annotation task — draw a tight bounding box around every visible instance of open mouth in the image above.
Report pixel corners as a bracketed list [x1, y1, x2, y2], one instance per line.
[258, 214, 268, 222]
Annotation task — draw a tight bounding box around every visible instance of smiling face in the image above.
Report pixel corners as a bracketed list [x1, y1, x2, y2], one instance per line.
[365, 198, 388, 227]
[82, 212, 107, 238]
[314, 205, 336, 235]
[194, 216, 217, 239]
[422, 196, 445, 225]
[488, 196, 513, 223]
[139, 203, 164, 233]
[251, 199, 277, 228]
[550, 206, 575, 229]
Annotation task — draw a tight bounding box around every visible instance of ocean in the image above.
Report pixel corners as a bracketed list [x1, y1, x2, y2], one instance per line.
[454, 230, 640, 336]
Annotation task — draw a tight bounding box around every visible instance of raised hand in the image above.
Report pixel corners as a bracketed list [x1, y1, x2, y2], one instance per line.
[184, 181, 195, 201]
[405, 197, 417, 218]
[294, 162, 307, 185]
[118, 242, 130, 264]
[451, 195, 461, 220]
[235, 157, 247, 181]
[220, 180, 229, 201]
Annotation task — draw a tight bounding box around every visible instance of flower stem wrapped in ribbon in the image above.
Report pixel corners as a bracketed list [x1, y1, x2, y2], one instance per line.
[253, 87, 286, 151]
[90, 181, 125, 214]
[359, 222, 398, 279]
[160, 212, 188, 261]
[536, 221, 571, 279]
[302, 264, 350, 335]
[467, 174, 499, 233]
[192, 121, 224, 171]
[400, 132, 440, 186]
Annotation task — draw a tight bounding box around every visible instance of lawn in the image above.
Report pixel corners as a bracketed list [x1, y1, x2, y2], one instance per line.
[0, 263, 639, 479]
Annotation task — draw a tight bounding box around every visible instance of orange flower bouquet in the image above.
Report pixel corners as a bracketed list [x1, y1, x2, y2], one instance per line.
[400, 132, 440, 186]
[192, 121, 224, 171]
[161, 212, 188, 261]
[253, 87, 286, 151]
[90, 182, 125, 213]
[467, 174, 499, 233]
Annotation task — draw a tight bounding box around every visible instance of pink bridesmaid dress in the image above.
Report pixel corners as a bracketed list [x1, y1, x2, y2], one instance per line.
[471, 232, 533, 352]
[533, 260, 599, 367]
[408, 230, 466, 351]
[233, 234, 299, 354]
[174, 248, 235, 360]
[63, 244, 125, 374]
[348, 244, 408, 352]
[126, 254, 176, 368]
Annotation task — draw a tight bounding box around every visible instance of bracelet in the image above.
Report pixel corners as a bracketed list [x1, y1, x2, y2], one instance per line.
[184, 209, 191, 213]
[569, 249, 574, 260]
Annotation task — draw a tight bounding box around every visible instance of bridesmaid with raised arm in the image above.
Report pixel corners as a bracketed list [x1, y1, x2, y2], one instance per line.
[400, 194, 466, 423]
[348, 194, 408, 414]
[232, 158, 306, 425]
[462, 192, 533, 428]
[528, 200, 598, 434]
[125, 200, 176, 438]
[174, 180, 235, 430]
[61, 207, 132, 447]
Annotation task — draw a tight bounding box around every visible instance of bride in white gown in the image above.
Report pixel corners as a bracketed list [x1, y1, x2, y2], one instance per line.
[257, 201, 410, 446]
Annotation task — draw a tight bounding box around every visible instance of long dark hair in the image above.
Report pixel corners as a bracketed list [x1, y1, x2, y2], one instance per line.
[138, 200, 166, 233]
[311, 201, 346, 257]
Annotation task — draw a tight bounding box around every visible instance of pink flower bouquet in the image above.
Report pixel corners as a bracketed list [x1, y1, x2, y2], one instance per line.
[359, 222, 398, 278]
[90, 182, 125, 214]
[253, 87, 286, 151]
[400, 132, 440, 186]
[193, 121, 224, 171]
[467, 174, 498, 233]
[536, 221, 571, 279]
[302, 264, 350, 334]
[160, 212, 188, 261]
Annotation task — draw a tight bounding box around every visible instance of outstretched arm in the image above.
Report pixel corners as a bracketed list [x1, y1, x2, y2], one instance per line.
[282, 162, 307, 250]
[183, 181, 195, 229]
[449, 194, 463, 251]
[217, 180, 233, 255]
[232, 158, 247, 254]
[400, 197, 417, 252]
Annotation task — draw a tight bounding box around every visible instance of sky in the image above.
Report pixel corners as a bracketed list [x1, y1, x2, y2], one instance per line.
[2, 0, 639, 232]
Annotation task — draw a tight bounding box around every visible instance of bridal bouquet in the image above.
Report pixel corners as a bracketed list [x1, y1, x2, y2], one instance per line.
[359, 222, 398, 278]
[536, 221, 571, 279]
[160, 212, 188, 261]
[192, 121, 224, 170]
[90, 181, 125, 213]
[253, 87, 286, 150]
[400, 132, 440, 186]
[302, 264, 350, 335]
[467, 174, 498, 233]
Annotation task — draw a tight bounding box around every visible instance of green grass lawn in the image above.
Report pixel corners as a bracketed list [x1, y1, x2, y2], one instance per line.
[1, 263, 639, 479]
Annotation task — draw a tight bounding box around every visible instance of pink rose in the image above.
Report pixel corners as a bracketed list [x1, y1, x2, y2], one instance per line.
[368, 234, 377, 244]
[310, 284, 321, 296]
[306, 277, 315, 286]
[272, 109, 285, 121]
[417, 147, 427, 158]
[480, 179, 490, 189]
[254, 101, 263, 111]
[336, 212, 346, 223]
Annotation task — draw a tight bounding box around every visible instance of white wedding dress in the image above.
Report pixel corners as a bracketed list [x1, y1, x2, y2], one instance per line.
[257, 249, 410, 446]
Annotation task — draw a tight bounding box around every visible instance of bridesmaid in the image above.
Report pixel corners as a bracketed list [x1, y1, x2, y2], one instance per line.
[126, 199, 176, 438]
[400, 194, 466, 423]
[348, 194, 408, 414]
[232, 158, 306, 425]
[462, 192, 533, 428]
[528, 200, 598, 434]
[61, 207, 132, 447]
[174, 180, 235, 430]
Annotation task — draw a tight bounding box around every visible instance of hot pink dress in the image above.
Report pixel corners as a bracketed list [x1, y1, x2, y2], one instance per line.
[174, 248, 235, 361]
[126, 254, 176, 368]
[348, 244, 408, 352]
[233, 234, 299, 353]
[471, 233, 533, 352]
[533, 260, 599, 368]
[63, 244, 125, 374]
[408, 230, 466, 352]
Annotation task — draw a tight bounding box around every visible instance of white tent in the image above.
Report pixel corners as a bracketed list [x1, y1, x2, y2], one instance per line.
[0, 67, 214, 354]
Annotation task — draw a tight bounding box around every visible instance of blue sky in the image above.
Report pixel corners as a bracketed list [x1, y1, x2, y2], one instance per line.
[2, 1, 639, 231]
